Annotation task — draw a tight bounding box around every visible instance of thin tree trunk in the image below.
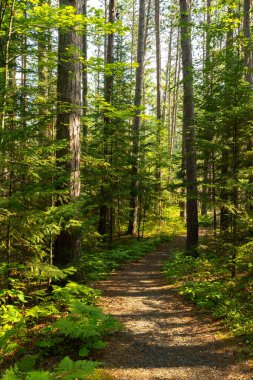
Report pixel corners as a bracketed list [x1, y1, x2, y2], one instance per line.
[127, 0, 146, 235]
[143, 0, 152, 58]
[179, 0, 199, 251]
[1, 0, 15, 138]
[82, 0, 88, 140]
[220, 8, 233, 232]
[170, 30, 180, 159]
[98, 0, 115, 237]
[201, 0, 211, 217]
[130, 0, 136, 83]
[162, 23, 173, 125]
[155, 0, 162, 220]
[243, 0, 253, 84]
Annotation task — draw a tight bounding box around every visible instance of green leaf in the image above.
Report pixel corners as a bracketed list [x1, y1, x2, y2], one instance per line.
[54, 356, 101, 380]
[17, 356, 37, 372]
[78, 346, 90, 357]
[92, 340, 107, 349]
[25, 371, 51, 380]
[1, 364, 20, 380]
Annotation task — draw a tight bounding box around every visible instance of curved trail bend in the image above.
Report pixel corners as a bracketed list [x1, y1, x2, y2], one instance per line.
[96, 237, 252, 380]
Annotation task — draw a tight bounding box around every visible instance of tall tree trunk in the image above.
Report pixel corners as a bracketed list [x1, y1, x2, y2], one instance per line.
[98, 0, 115, 237]
[82, 0, 88, 140]
[54, 0, 82, 266]
[220, 8, 233, 232]
[155, 0, 162, 220]
[127, 0, 145, 235]
[243, 0, 253, 213]
[162, 23, 173, 125]
[130, 0, 136, 84]
[1, 0, 15, 137]
[170, 30, 180, 159]
[179, 0, 199, 251]
[201, 0, 211, 217]
[243, 0, 253, 84]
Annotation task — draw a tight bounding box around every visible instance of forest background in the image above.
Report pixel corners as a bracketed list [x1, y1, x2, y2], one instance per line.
[0, 0, 253, 378]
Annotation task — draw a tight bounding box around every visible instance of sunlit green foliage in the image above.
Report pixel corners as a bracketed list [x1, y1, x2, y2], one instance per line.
[164, 240, 253, 353]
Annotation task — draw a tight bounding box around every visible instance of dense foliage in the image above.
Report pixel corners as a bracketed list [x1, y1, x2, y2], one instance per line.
[1, 236, 171, 378]
[1, 0, 253, 376]
[164, 234, 253, 353]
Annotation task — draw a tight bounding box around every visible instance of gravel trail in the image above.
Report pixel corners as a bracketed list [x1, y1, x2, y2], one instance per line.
[96, 237, 252, 380]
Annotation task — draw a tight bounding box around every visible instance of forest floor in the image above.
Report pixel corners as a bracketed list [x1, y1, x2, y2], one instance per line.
[94, 235, 253, 380]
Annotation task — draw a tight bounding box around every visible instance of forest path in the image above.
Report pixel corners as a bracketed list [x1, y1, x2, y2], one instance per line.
[96, 236, 252, 380]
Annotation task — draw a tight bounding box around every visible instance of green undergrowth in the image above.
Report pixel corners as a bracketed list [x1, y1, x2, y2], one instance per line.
[0, 280, 122, 379]
[81, 207, 185, 283]
[82, 236, 165, 282]
[163, 239, 253, 355]
[1, 229, 174, 380]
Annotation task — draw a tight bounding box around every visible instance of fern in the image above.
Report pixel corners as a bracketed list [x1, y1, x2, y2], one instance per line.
[25, 305, 58, 319]
[1, 364, 21, 380]
[0, 289, 26, 305]
[2, 357, 101, 380]
[26, 260, 74, 283]
[53, 302, 121, 357]
[52, 282, 100, 307]
[16, 356, 37, 372]
[54, 356, 101, 380]
[25, 372, 51, 380]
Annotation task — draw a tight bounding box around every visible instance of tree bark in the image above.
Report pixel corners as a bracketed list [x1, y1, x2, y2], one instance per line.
[54, 0, 82, 266]
[98, 0, 115, 237]
[201, 0, 211, 217]
[243, 0, 253, 213]
[82, 0, 88, 139]
[243, 0, 253, 84]
[127, 0, 146, 235]
[155, 0, 162, 219]
[179, 0, 199, 251]
[220, 8, 233, 232]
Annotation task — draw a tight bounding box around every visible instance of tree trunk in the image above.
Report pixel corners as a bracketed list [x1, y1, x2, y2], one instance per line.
[179, 0, 199, 251]
[82, 0, 88, 140]
[201, 0, 211, 217]
[98, 0, 115, 237]
[220, 8, 233, 232]
[243, 0, 253, 85]
[243, 0, 253, 213]
[170, 30, 180, 159]
[155, 0, 162, 220]
[54, 0, 82, 266]
[127, 0, 146, 235]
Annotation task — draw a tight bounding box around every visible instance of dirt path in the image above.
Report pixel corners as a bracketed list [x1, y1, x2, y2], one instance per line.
[96, 237, 252, 380]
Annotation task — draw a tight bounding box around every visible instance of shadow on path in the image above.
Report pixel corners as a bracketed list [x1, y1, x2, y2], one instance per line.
[96, 238, 252, 380]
